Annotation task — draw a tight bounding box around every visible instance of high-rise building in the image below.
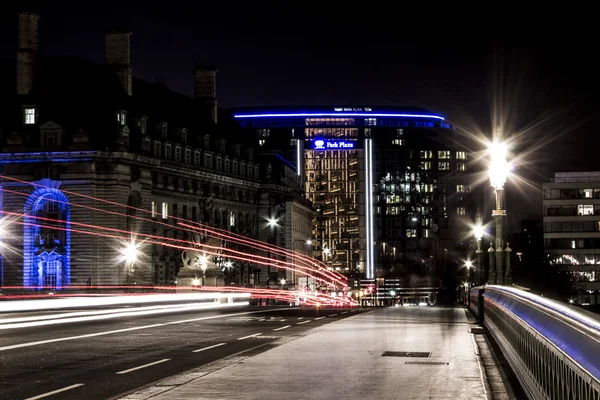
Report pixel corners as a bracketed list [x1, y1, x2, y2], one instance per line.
[543, 172, 600, 305]
[233, 106, 480, 295]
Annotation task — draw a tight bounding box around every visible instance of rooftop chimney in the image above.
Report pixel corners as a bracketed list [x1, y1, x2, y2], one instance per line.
[16, 12, 40, 95]
[193, 66, 217, 124]
[104, 30, 132, 96]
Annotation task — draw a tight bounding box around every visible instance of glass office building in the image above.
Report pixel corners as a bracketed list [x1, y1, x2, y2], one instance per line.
[233, 106, 479, 287]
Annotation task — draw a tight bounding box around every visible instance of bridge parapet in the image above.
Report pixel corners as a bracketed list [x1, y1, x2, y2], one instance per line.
[470, 285, 600, 400]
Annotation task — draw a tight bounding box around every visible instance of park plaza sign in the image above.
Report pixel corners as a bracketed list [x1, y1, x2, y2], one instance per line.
[312, 139, 355, 150]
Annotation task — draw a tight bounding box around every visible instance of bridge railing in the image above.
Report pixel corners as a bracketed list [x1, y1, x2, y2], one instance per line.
[470, 285, 600, 400]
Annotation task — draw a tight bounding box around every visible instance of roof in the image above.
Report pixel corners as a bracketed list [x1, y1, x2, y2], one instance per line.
[230, 105, 445, 120]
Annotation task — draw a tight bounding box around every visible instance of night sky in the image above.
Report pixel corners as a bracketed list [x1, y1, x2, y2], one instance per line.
[1, 4, 598, 230]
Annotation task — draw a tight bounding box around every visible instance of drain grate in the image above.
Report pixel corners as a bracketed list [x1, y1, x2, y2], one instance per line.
[405, 361, 449, 365]
[381, 351, 431, 358]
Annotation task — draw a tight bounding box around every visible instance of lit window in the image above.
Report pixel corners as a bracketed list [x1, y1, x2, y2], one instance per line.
[392, 139, 404, 146]
[420, 162, 431, 170]
[420, 150, 432, 159]
[456, 151, 466, 159]
[578, 205, 594, 215]
[396, 128, 404, 137]
[439, 162, 450, 170]
[457, 184, 465, 193]
[259, 139, 266, 147]
[406, 229, 417, 238]
[24, 108, 36, 124]
[151, 201, 157, 219]
[438, 151, 450, 159]
[116, 111, 126, 125]
[457, 207, 466, 215]
[457, 162, 465, 171]
[162, 202, 168, 219]
[365, 118, 377, 126]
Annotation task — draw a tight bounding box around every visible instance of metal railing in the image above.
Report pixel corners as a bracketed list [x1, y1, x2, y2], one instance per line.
[470, 285, 600, 400]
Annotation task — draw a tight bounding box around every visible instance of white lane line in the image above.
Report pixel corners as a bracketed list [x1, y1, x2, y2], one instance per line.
[297, 317, 304, 320]
[116, 358, 170, 374]
[238, 333, 262, 340]
[24, 383, 85, 400]
[280, 319, 286, 322]
[192, 342, 226, 353]
[329, 313, 338, 317]
[259, 319, 266, 321]
[340, 311, 349, 315]
[0, 308, 288, 352]
[273, 325, 291, 331]
[314, 317, 325, 320]
[297, 320, 310, 325]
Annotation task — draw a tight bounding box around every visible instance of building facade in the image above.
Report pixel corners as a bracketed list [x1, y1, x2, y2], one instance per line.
[0, 13, 312, 289]
[543, 171, 600, 305]
[233, 106, 480, 294]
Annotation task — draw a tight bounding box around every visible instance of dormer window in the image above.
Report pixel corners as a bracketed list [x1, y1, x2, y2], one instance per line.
[164, 144, 172, 160]
[161, 123, 168, 139]
[175, 146, 181, 162]
[203, 136, 210, 149]
[116, 110, 126, 125]
[185, 148, 191, 164]
[139, 117, 147, 134]
[41, 130, 60, 147]
[219, 140, 226, 154]
[24, 107, 36, 124]
[225, 158, 230, 173]
[247, 148, 253, 162]
[236, 144, 241, 158]
[142, 137, 151, 151]
[181, 129, 187, 145]
[153, 141, 161, 157]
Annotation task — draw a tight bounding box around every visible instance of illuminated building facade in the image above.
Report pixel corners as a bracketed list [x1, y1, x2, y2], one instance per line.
[0, 13, 311, 289]
[234, 106, 480, 291]
[543, 172, 600, 305]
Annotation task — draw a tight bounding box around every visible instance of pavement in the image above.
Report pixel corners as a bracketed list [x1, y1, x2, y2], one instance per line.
[115, 305, 517, 400]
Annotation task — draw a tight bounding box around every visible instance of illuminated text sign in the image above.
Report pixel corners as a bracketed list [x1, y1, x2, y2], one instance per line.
[313, 140, 355, 150]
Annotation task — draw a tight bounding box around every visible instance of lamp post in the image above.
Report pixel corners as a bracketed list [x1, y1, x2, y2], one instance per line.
[121, 241, 138, 287]
[473, 224, 484, 285]
[488, 136, 512, 285]
[293, 239, 313, 290]
[465, 260, 472, 306]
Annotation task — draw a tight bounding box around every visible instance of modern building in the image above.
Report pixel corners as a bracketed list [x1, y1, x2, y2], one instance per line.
[0, 12, 312, 289]
[543, 171, 600, 305]
[233, 106, 481, 295]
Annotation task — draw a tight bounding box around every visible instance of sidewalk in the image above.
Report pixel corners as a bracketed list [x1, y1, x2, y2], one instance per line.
[116, 306, 513, 400]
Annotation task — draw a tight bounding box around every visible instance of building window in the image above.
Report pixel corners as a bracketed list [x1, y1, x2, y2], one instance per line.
[420, 150, 433, 159]
[225, 159, 231, 172]
[151, 201, 157, 219]
[175, 146, 181, 162]
[185, 149, 191, 164]
[41, 131, 61, 148]
[439, 162, 450, 170]
[456, 151, 466, 159]
[236, 144, 241, 158]
[203, 136, 210, 149]
[392, 139, 404, 146]
[24, 107, 36, 124]
[396, 128, 404, 137]
[161, 123, 168, 138]
[139, 117, 147, 134]
[257, 129, 270, 138]
[258, 139, 266, 147]
[116, 110, 126, 125]
[142, 137, 150, 151]
[438, 151, 451, 159]
[204, 154, 212, 168]
[233, 160, 238, 175]
[420, 161, 431, 170]
[457, 162, 465, 171]
[162, 202, 168, 219]
[220, 140, 226, 154]
[216, 156, 222, 171]
[194, 151, 200, 166]
[153, 142, 161, 157]
[181, 129, 187, 145]
[578, 205, 594, 215]
[457, 184, 465, 193]
[122, 131, 129, 148]
[423, 184, 433, 193]
[406, 229, 417, 238]
[240, 162, 246, 176]
[584, 189, 593, 198]
[247, 148, 253, 162]
[457, 207, 466, 215]
[165, 144, 172, 160]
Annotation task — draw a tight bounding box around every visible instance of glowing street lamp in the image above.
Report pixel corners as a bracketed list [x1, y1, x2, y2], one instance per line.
[487, 136, 512, 285]
[121, 242, 139, 285]
[473, 223, 484, 285]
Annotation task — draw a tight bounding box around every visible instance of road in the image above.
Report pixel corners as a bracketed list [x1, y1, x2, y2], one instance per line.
[0, 305, 364, 400]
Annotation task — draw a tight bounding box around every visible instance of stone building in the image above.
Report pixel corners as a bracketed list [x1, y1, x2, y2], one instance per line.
[0, 12, 311, 289]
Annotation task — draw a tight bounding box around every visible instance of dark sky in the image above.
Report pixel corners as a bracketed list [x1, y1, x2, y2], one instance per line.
[2, 4, 599, 230]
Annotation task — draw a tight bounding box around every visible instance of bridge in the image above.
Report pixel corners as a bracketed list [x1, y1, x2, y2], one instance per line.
[0, 286, 598, 399]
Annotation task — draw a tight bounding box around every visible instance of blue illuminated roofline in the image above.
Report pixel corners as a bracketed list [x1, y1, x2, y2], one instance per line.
[234, 112, 444, 121]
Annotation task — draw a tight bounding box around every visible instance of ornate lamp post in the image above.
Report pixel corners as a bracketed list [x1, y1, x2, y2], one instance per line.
[473, 224, 484, 285]
[121, 241, 138, 287]
[488, 136, 512, 285]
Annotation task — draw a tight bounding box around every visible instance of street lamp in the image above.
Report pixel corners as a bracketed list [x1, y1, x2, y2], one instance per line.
[488, 136, 512, 285]
[121, 241, 138, 286]
[473, 224, 484, 285]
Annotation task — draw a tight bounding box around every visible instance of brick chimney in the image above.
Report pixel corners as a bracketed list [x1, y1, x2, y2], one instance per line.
[104, 30, 132, 96]
[16, 12, 40, 95]
[193, 66, 217, 124]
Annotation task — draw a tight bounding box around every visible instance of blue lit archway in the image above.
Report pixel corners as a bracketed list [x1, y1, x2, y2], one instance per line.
[23, 184, 70, 288]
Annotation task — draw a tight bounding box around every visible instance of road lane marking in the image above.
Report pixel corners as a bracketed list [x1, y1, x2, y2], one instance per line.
[192, 343, 226, 353]
[238, 333, 262, 340]
[340, 311, 349, 314]
[314, 317, 325, 320]
[24, 383, 84, 400]
[280, 319, 286, 322]
[297, 320, 310, 325]
[0, 308, 287, 352]
[329, 313, 338, 317]
[297, 317, 304, 320]
[116, 358, 170, 374]
[273, 325, 291, 331]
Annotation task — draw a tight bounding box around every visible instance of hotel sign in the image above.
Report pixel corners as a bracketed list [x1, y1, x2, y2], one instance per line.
[313, 139, 355, 150]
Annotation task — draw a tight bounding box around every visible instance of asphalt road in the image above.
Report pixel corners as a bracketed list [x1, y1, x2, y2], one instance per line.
[0, 305, 365, 400]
